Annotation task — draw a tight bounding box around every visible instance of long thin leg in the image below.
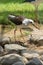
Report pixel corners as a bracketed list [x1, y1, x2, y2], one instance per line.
[14, 27, 17, 41]
[20, 28, 25, 42]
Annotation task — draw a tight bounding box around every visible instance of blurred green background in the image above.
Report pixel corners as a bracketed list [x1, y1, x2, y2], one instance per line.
[0, 0, 43, 24]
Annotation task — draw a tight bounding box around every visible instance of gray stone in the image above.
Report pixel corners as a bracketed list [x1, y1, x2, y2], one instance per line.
[0, 46, 4, 53]
[12, 62, 24, 65]
[22, 57, 28, 63]
[26, 57, 43, 65]
[2, 37, 11, 42]
[40, 55, 43, 61]
[5, 44, 26, 51]
[21, 50, 39, 59]
[0, 36, 11, 43]
[0, 53, 28, 65]
[29, 30, 43, 46]
[0, 54, 23, 65]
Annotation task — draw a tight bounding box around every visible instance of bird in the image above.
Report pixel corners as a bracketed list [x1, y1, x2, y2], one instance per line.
[8, 14, 39, 41]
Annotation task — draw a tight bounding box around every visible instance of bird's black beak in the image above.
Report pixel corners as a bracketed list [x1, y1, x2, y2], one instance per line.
[32, 23, 40, 30]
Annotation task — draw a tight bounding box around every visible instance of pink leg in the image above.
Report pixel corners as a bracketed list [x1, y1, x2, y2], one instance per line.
[20, 28, 25, 42]
[14, 27, 17, 41]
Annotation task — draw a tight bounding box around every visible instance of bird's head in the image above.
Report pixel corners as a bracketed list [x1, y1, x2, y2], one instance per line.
[22, 18, 39, 29]
[22, 19, 34, 25]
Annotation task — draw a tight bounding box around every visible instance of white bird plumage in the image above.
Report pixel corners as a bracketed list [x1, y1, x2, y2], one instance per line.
[22, 18, 34, 25]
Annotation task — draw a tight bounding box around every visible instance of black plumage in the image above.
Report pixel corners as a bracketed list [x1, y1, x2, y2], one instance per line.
[8, 15, 25, 25]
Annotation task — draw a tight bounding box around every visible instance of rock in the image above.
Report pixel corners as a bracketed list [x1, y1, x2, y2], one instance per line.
[26, 57, 43, 65]
[40, 55, 43, 61]
[22, 57, 28, 63]
[35, 46, 43, 55]
[0, 46, 3, 52]
[0, 37, 11, 50]
[2, 36, 11, 44]
[29, 30, 43, 46]
[21, 50, 39, 59]
[0, 37, 11, 49]
[0, 36, 11, 43]
[0, 53, 24, 65]
[12, 62, 24, 65]
[5, 44, 26, 51]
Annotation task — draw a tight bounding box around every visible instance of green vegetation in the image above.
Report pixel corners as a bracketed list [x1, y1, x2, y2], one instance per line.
[38, 3, 43, 24]
[0, 0, 43, 24]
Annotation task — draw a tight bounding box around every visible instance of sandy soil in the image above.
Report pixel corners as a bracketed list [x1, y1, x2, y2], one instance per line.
[0, 24, 43, 41]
